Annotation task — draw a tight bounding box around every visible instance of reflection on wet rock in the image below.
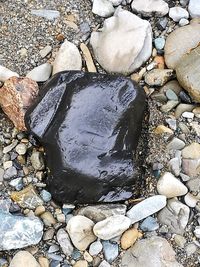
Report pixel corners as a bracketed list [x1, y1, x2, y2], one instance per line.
[25, 71, 146, 204]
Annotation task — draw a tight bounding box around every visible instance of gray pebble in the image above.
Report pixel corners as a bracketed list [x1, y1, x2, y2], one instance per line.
[154, 37, 165, 50]
[102, 241, 119, 263]
[89, 240, 103, 256]
[40, 189, 52, 202]
[3, 166, 17, 180]
[140, 216, 159, 232]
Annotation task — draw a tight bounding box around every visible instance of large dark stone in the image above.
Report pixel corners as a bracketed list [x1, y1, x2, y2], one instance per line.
[25, 71, 146, 204]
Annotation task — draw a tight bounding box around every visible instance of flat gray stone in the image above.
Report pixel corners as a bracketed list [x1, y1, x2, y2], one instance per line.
[126, 195, 167, 224]
[121, 236, 183, 267]
[158, 198, 190, 235]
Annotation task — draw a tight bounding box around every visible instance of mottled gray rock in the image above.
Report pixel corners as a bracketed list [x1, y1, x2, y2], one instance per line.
[30, 151, 45, 171]
[164, 20, 200, 69]
[53, 40, 82, 74]
[121, 236, 183, 267]
[77, 204, 126, 222]
[131, 0, 169, 17]
[93, 215, 131, 240]
[56, 228, 73, 256]
[0, 211, 43, 250]
[26, 63, 52, 82]
[127, 195, 167, 223]
[144, 69, 174, 86]
[158, 198, 190, 235]
[90, 8, 152, 75]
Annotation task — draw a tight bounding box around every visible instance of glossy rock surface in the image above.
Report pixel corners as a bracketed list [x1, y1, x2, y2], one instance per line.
[25, 71, 146, 204]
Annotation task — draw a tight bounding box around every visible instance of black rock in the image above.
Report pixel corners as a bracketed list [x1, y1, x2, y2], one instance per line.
[25, 71, 146, 204]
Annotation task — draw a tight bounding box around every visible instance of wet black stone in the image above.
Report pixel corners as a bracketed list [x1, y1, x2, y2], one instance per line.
[179, 91, 192, 104]
[25, 71, 146, 204]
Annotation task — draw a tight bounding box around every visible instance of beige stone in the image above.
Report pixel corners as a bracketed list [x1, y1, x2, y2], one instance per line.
[182, 143, 200, 159]
[38, 257, 49, 267]
[9, 251, 40, 267]
[164, 20, 200, 69]
[121, 228, 141, 250]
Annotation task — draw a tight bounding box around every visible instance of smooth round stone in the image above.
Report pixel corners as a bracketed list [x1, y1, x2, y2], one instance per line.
[9, 251, 40, 267]
[35, 205, 45, 216]
[157, 172, 188, 198]
[167, 137, 185, 150]
[73, 260, 88, 267]
[169, 157, 181, 176]
[175, 104, 195, 118]
[184, 193, 198, 208]
[15, 143, 27, 155]
[40, 45, 52, 58]
[169, 7, 189, 22]
[131, 0, 169, 17]
[182, 111, 194, 119]
[154, 37, 165, 50]
[93, 215, 131, 240]
[26, 63, 52, 82]
[89, 240, 103, 256]
[102, 241, 119, 263]
[66, 215, 96, 251]
[160, 100, 179, 113]
[179, 18, 189, 26]
[164, 20, 200, 69]
[38, 257, 49, 267]
[182, 143, 200, 159]
[120, 228, 139, 250]
[140, 216, 159, 232]
[174, 234, 186, 248]
[166, 89, 178, 101]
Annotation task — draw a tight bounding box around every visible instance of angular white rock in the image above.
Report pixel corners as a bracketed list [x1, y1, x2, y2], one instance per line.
[188, 0, 200, 18]
[56, 228, 74, 256]
[9, 251, 40, 267]
[26, 63, 52, 82]
[131, 0, 169, 17]
[0, 211, 43, 250]
[169, 7, 189, 22]
[93, 215, 131, 240]
[66, 215, 96, 251]
[0, 65, 19, 82]
[194, 226, 200, 238]
[90, 8, 152, 75]
[92, 0, 115, 17]
[53, 40, 82, 75]
[157, 172, 188, 198]
[126, 195, 167, 224]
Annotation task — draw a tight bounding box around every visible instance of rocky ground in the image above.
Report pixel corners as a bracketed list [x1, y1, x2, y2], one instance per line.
[0, 0, 200, 266]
